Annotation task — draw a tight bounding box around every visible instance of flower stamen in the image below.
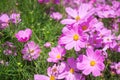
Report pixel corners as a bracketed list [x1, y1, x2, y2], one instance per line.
[90, 60, 96, 66]
[73, 34, 79, 41]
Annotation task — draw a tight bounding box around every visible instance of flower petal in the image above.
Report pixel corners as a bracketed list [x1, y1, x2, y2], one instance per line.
[66, 7, 77, 18]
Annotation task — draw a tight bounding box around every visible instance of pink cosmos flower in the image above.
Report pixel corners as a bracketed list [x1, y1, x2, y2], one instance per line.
[59, 26, 87, 51]
[34, 62, 66, 80]
[88, 36, 103, 49]
[10, 13, 21, 24]
[47, 45, 66, 62]
[96, 4, 115, 18]
[0, 14, 10, 29]
[77, 48, 105, 77]
[15, 28, 32, 42]
[22, 41, 41, 61]
[110, 62, 120, 75]
[78, 17, 97, 32]
[115, 62, 120, 74]
[2, 41, 17, 56]
[44, 42, 51, 48]
[102, 34, 115, 51]
[50, 12, 62, 21]
[61, 3, 94, 25]
[64, 58, 85, 80]
[112, 1, 120, 17]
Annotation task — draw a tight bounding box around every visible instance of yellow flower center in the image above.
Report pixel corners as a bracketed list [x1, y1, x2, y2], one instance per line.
[69, 68, 74, 74]
[50, 75, 55, 80]
[90, 60, 96, 66]
[75, 16, 80, 21]
[82, 26, 88, 31]
[52, 68, 57, 72]
[29, 50, 34, 54]
[56, 54, 61, 59]
[73, 34, 79, 41]
[107, 38, 109, 41]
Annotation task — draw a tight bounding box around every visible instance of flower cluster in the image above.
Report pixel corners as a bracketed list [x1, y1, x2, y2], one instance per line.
[35, 0, 120, 79]
[0, 13, 21, 29]
[110, 62, 120, 75]
[15, 28, 41, 61]
[0, 0, 120, 80]
[2, 41, 17, 56]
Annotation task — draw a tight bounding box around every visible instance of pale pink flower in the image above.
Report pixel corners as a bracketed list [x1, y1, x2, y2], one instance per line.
[77, 48, 105, 77]
[50, 12, 62, 21]
[59, 26, 87, 51]
[61, 3, 94, 25]
[10, 13, 21, 24]
[47, 45, 66, 62]
[44, 42, 51, 48]
[0, 14, 10, 29]
[22, 41, 41, 61]
[15, 28, 32, 42]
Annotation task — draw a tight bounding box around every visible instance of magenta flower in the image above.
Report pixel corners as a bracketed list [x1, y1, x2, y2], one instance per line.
[77, 48, 105, 77]
[15, 28, 32, 42]
[0, 14, 10, 29]
[50, 12, 62, 21]
[22, 41, 41, 61]
[59, 26, 87, 51]
[10, 13, 21, 24]
[47, 45, 66, 62]
[61, 3, 94, 25]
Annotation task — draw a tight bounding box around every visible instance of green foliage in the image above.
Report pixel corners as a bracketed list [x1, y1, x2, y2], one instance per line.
[0, 0, 63, 80]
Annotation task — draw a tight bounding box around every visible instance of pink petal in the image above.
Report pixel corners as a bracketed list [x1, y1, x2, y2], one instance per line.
[78, 3, 92, 18]
[82, 67, 92, 75]
[66, 7, 77, 18]
[77, 62, 88, 70]
[34, 74, 49, 80]
[92, 68, 101, 77]
[86, 48, 94, 58]
[60, 36, 73, 44]
[97, 62, 105, 71]
[65, 41, 75, 50]
[74, 42, 81, 51]
[61, 19, 76, 25]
